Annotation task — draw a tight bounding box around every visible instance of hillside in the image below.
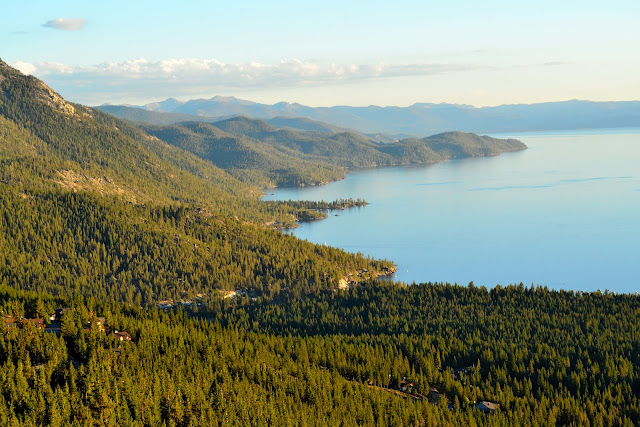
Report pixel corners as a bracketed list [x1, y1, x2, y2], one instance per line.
[0, 60, 392, 303]
[137, 116, 526, 187]
[97, 104, 226, 125]
[1, 276, 638, 425]
[137, 121, 347, 187]
[1, 61, 357, 226]
[266, 116, 354, 134]
[0, 61, 262, 215]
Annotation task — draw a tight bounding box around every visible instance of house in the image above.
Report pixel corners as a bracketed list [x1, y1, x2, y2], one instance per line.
[4, 315, 15, 329]
[400, 379, 414, 393]
[474, 401, 499, 413]
[113, 330, 132, 341]
[20, 318, 46, 329]
[84, 317, 107, 332]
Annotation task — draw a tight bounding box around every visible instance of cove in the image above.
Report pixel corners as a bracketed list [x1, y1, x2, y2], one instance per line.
[263, 129, 640, 293]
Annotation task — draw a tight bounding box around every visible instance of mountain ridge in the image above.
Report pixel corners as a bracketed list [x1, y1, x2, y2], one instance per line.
[119, 96, 640, 136]
[136, 115, 526, 188]
[0, 59, 307, 225]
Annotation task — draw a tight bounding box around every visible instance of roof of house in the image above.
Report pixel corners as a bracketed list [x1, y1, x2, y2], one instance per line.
[113, 331, 132, 340]
[475, 401, 499, 411]
[4, 315, 15, 328]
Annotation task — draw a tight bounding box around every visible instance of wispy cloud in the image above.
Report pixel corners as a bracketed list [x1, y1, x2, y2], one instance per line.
[8, 57, 583, 106]
[14, 57, 477, 88]
[35, 58, 476, 81]
[542, 61, 570, 67]
[42, 18, 85, 31]
[10, 58, 494, 105]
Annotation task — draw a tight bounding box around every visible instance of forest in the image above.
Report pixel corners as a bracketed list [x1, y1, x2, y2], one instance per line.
[135, 117, 526, 188]
[1, 281, 638, 426]
[1, 59, 639, 425]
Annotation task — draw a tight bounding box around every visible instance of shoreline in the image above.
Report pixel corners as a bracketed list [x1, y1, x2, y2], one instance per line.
[260, 145, 528, 194]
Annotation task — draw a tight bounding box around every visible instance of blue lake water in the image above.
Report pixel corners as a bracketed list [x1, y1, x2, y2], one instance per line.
[263, 129, 640, 293]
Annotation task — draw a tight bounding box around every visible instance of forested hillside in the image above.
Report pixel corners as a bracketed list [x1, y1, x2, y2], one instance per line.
[0, 60, 391, 302]
[0, 185, 392, 304]
[137, 120, 346, 187]
[0, 61, 279, 222]
[138, 116, 526, 188]
[1, 60, 639, 426]
[1, 281, 638, 425]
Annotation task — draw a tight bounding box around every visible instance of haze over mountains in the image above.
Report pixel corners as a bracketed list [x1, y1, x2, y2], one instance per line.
[103, 96, 640, 136]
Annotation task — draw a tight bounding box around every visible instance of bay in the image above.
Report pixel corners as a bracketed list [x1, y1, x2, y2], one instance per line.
[263, 128, 640, 293]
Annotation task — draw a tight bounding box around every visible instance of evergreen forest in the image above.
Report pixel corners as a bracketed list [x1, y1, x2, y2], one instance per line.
[1, 59, 639, 426]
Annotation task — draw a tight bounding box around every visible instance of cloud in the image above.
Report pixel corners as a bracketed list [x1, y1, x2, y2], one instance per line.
[12, 61, 38, 75]
[21, 58, 476, 83]
[11, 58, 481, 104]
[542, 61, 570, 67]
[42, 18, 85, 31]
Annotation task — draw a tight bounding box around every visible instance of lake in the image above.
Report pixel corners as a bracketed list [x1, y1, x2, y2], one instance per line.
[263, 129, 640, 293]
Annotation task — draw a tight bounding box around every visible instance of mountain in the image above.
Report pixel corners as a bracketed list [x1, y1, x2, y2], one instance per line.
[97, 104, 228, 125]
[0, 59, 392, 301]
[137, 120, 347, 187]
[0, 60, 252, 208]
[266, 116, 353, 134]
[96, 105, 372, 138]
[136, 116, 526, 188]
[129, 96, 640, 136]
[145, 95, 280, 118]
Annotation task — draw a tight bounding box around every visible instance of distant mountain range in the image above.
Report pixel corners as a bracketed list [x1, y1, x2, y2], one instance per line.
[97, 104, 356, 135]
[101, 96, 640, 136]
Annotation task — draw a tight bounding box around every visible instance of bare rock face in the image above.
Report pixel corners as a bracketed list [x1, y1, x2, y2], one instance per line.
[37, 81, 76, 116]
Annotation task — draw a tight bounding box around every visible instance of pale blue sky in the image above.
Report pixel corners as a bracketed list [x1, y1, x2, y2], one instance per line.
[3, 0, 639, 107]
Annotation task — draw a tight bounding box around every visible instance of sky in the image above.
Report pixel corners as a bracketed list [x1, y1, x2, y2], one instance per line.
[3, 0, 639, 107]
